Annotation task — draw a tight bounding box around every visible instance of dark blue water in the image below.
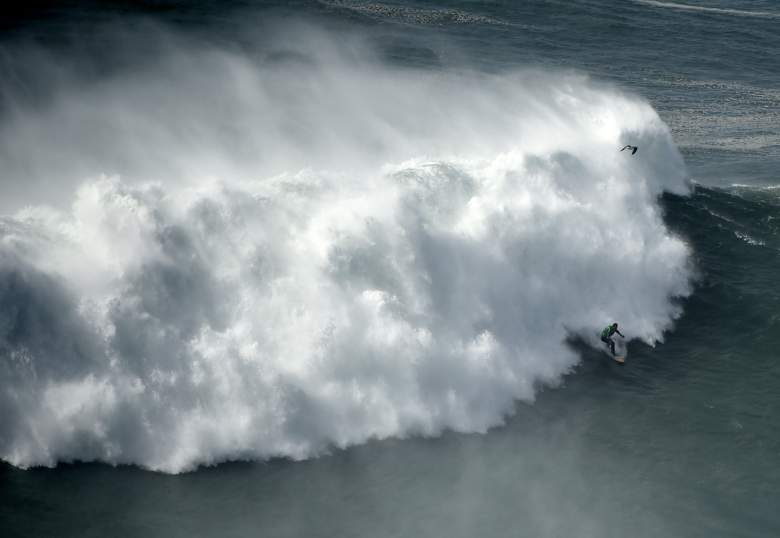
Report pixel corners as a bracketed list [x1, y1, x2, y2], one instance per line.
[1, 1, 778, 537]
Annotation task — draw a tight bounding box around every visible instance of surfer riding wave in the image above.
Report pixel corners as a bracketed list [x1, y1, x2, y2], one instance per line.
[601, 323, 624, 356]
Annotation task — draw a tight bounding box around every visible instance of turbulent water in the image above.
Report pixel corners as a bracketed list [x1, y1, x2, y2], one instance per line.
[1, 1, 778, 537]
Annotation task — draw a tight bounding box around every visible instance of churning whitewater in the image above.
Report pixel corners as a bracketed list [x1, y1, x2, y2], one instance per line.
[0, 31, 692, 472]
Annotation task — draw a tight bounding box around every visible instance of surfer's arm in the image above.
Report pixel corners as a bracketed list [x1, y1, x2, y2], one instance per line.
[616, 330, 624, 337]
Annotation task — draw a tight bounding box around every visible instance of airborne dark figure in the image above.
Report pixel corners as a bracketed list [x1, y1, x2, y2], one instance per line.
[620, 145, 638, 155]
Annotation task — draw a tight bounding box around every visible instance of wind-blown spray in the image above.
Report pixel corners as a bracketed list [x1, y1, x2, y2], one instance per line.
[0, 26, 692, 472]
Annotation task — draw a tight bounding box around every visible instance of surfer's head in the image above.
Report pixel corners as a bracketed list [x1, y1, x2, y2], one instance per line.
[612, 323, 618, 328]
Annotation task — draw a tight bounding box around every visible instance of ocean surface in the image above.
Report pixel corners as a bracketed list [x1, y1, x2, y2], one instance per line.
[0, 1, 778, 536]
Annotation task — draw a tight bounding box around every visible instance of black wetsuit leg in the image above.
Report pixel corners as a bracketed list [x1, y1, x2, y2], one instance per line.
[601, 335, 615, 355]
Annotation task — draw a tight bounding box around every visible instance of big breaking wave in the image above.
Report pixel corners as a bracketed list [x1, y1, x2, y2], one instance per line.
[0, 25, 692, 472]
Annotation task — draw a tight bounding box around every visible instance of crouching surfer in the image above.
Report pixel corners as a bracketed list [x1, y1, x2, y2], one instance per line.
[601, 323, 625, 362]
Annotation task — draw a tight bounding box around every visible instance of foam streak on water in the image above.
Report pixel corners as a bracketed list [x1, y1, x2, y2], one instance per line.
[635, 0, 780, 19]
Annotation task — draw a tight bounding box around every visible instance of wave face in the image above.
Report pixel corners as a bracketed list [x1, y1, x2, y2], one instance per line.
[0, 26, 692, 472]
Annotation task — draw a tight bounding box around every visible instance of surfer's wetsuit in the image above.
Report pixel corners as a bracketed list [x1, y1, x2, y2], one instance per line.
[601, 324, 624, 355]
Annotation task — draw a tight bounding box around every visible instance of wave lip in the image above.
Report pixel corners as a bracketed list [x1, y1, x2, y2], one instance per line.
[0, 34, 692, 472]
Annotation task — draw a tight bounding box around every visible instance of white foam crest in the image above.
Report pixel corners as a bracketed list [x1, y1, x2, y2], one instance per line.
[319, 0, 510, 26]
[0, 28, 692, 472]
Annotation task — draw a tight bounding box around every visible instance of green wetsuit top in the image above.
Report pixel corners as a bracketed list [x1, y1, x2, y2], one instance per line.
[601, 325, 622, 338]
